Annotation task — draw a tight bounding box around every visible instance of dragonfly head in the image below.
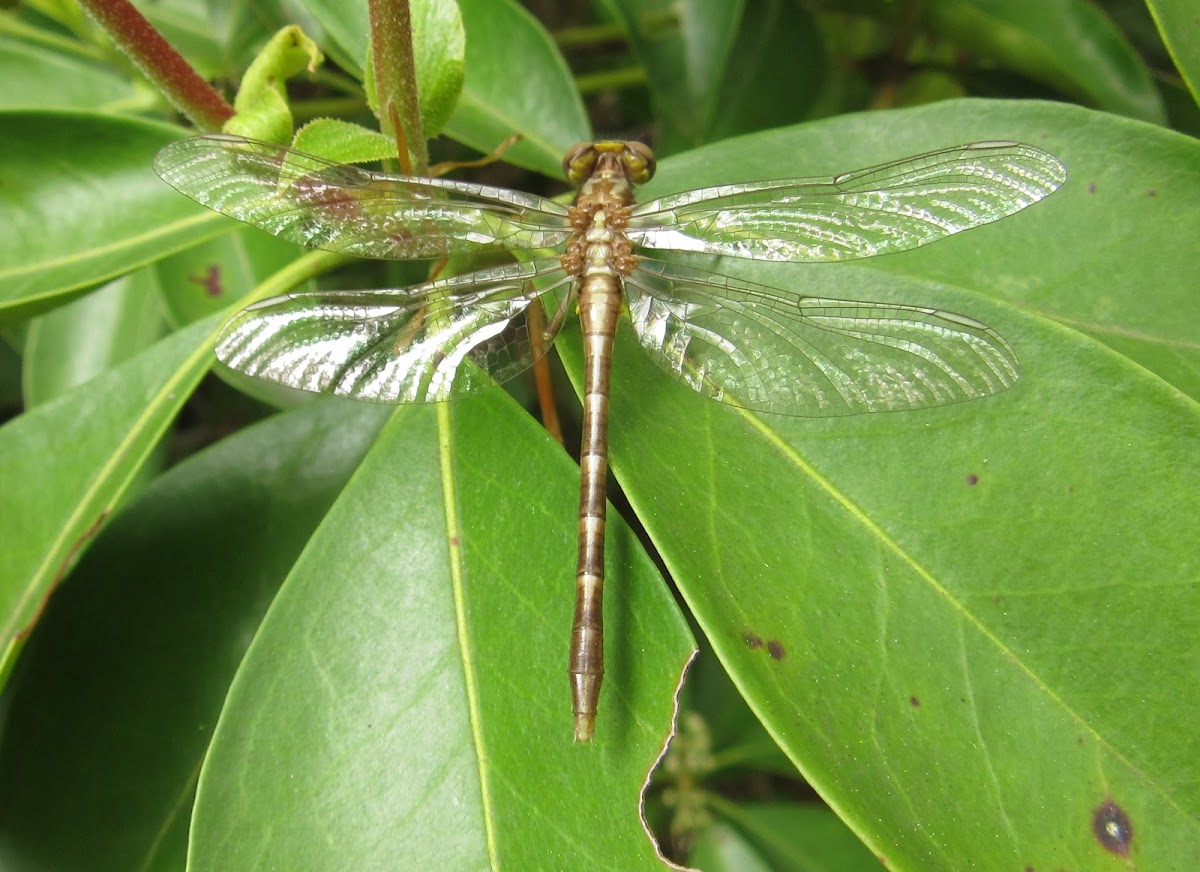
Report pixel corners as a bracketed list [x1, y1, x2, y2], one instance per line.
[563, 141, 656, 188]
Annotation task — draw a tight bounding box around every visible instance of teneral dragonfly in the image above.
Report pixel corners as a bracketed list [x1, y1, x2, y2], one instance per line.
[155, 135, 1066, 741]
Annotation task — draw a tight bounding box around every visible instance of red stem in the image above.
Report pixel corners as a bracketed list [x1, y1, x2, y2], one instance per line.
[78, 0, 233, 131]
[368, 0, 428, 174]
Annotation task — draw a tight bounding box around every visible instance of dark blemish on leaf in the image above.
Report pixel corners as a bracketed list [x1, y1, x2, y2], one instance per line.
[449, 536, 459, 547]
[767, 640, 786, 660]
[1147, 189, 1157, 198]
[1024, 866, 1034, 872]
[188, 264, 224, 297]
[1092, 799, 1133, 856]
[1087, 182, 1096, 193]
[966, 473, 979, 486]
[744, 632, 764, 649]
[909, 696, 920, 707]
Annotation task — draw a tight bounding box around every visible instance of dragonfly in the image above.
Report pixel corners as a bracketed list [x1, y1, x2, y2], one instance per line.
[155, 134, 1066, 742]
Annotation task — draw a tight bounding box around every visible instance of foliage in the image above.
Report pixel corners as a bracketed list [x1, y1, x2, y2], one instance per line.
[0, 0, 1197, 870]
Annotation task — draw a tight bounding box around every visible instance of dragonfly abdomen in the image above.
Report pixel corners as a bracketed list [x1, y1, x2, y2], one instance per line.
[567, 187, 635, 741]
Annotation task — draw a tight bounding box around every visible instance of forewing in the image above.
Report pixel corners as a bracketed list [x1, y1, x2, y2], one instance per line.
[215, 258, 574, 403]
[628, 142, 1065, 262]
[155, 134, 572, 260]
[624, 259, 1019, 416]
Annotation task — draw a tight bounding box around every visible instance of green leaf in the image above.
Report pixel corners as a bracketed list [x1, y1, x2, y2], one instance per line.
[0, 36, 136, 109]
[446, 0, 591, 177]
[554, 100, 1199, 870]
[22, 270, 166, 406]
[188, 394, 695, 869]
[687, 820, 774, 872]
[291, 0, 371, 76]
[700, 1, 826, 147]
[603, 0, 825, 155]
[0, 316, 218, 684]
[601, 0, 742, 152]
[291, 117, 400, 164]
[0, 111, 231, 324]
[0, 398, 392, 871]
[407, 0, 465, 137]
[716, 802, 883, 871]
[0, 251, 333, 687]
[224, 25, 325, 142]
[1145, 0, 1200, 107]
[925, 0, 1165, 124]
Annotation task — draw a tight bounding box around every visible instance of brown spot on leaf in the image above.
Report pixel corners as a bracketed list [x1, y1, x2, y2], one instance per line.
[188, 264, 224, 297]
[1087, 182, 1096, 193]
[1147, 189, 1157, 198]
[966, 473, 979, 486]
[767, 640, 786, 660]
[744, 632, 764, 649]
[909, 696, 920, 707]
[1092, 799, 1132, 856]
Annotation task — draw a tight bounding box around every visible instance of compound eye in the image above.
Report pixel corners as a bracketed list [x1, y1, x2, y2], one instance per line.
[563, 142, 596, 185]
[623, 141, 656, 184]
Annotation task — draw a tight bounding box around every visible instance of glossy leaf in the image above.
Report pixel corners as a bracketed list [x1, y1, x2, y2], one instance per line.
[701, 0, 825, 147]
[445, 0, 591, 176]
[188, 393, 694, 869]
[601, 0, 741, 153]
[1145, 0, 1200, 106]
[0, 111, 231, 324]
[0, 249, 334, 685]
[0, 316, 220, 682]
[0, 36, 135, 109]
[0, 398, 391, 871]
[551, 101, 1199, 870]
[925, 0, 1165, 124]
[22, 271, 166, 406]
[715, 803, 882, 870]
[604, 0, 825, 155]
[687, 821, 773, 872]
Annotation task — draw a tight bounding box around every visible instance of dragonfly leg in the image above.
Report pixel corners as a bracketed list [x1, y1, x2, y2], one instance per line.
[542, 283, 579, 341]
[429, 134, 523, 177]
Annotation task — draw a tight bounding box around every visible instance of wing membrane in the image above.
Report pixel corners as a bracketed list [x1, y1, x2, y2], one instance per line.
[629, 142, 1065, 262]
[624, 259, 1018, 416]
[155, 135, 572, 260]
[216, 258, 573, 402]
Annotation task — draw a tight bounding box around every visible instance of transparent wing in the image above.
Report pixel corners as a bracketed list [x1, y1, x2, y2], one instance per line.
[216, 258, 574, 403]
[624, 258, 1018, 416]
[155, 134, 573, 260]
[628, 142, 1065, 262]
